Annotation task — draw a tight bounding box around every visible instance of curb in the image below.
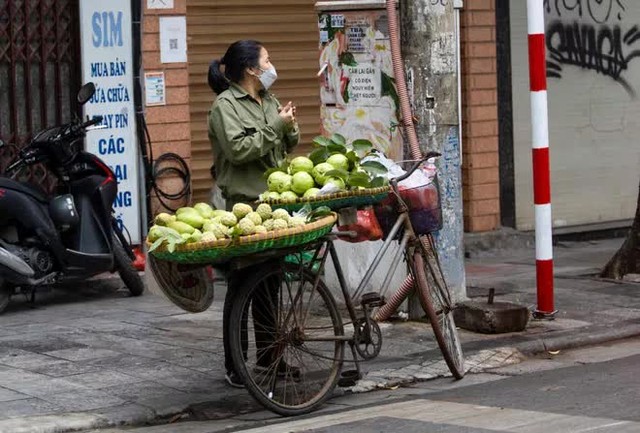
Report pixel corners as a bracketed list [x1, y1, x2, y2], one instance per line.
[513, 320, 640, 356]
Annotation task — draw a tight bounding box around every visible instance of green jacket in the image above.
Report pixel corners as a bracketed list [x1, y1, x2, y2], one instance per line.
[208, 83, 299, 205]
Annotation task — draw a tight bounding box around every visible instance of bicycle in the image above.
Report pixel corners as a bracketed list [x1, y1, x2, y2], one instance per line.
[227, 152, 465, 416]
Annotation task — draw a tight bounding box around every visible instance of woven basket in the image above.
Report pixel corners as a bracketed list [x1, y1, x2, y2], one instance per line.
[261, 186, 390, 212]
[148, 214, 337, 265]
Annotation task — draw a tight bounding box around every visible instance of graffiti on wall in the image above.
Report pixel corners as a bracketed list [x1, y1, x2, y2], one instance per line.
[545, 0, 640, 98]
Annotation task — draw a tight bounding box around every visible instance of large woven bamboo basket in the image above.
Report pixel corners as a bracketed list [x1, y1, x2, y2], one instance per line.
[261, 186, 390, 212]
[147, 214, 337, 265]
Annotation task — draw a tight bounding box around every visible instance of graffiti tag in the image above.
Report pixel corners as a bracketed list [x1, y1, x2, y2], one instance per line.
[544, 0, 626, 23]
[545, 0, 640, 98]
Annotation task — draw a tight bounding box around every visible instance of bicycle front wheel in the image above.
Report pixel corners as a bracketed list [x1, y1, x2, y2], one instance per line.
[413, 235, 465, 379]
[228, 261, 344, 416]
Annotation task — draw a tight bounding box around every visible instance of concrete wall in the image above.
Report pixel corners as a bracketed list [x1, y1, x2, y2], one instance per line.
[401, 0, 466, 301]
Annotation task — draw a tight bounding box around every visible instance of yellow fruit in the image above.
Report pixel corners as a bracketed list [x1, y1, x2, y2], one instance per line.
[153, 213, 174, 226]
[168, 221, 196, 234]
[177, 212, 205, 229]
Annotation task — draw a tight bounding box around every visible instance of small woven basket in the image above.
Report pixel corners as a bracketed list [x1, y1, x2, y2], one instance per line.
[147, 214, 337, 265]
[261, 186, 390, 212]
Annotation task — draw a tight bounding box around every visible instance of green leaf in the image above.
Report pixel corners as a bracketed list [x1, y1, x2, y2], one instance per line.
[306, 205, 332, 222]
[342, 78, 350, 103]
[371, 176, 389, 188]
[360, 160, 388, 175]
[339, 51, 357, 67]
[312, 136, 332, 147]
[347, 172, 371, 188]
[309, 147, 330, 165]
[325, 169, 349, 181]
[351, 139, 373, 158]
[381, 71, 400, 110]
[148, 237, 165, 253]
[345, 150, 360, 164]
[330, 133, 346, 147]
[167, 241, 176, 253]
[327, 143, 348, 154]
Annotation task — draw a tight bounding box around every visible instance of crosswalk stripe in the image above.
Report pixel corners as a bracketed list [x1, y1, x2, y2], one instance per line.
[237, 399, 640, 433]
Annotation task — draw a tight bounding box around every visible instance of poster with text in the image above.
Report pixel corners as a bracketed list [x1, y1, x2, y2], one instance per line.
[79, 0, 142, 243]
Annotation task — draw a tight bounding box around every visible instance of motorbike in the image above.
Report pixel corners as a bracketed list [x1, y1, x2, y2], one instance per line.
[0, 82, 144, 313]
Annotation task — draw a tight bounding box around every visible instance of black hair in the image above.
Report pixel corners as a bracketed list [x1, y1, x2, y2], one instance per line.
[208, 40, 263, 95]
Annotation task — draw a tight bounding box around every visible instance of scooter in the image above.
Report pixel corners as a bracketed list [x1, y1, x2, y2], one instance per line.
[0, 82, 144, 313]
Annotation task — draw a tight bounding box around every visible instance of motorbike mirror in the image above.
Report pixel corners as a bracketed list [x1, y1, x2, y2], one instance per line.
[77, 82, 96, 105]
[0, 140, 4, 149]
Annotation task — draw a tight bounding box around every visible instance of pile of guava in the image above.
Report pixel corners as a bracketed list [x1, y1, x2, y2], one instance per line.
[260, 134, 388, 202]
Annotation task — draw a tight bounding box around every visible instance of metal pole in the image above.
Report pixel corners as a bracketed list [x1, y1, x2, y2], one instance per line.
[526, 0, 555, 318]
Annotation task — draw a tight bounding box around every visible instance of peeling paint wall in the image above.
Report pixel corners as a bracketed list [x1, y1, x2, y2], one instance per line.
[401, 0, 466, 300]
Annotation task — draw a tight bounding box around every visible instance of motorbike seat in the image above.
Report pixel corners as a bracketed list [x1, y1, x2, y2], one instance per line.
[0, 178, 48, 203]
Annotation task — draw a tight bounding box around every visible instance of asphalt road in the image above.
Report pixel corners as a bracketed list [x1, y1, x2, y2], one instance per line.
[94, 337, 640, 432]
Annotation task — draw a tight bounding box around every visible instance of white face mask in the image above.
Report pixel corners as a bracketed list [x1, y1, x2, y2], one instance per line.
[258, 66, 277, 90]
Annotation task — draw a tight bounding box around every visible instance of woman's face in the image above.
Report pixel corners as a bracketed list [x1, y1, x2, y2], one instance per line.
[257, 47, 272, 72]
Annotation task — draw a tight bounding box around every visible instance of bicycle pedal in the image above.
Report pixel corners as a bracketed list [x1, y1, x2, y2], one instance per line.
[360, 292, 386, 307]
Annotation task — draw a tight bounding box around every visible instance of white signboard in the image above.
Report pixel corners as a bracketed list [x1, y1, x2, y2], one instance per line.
[347, 64, 381, 105]
[79, 0, 142, 243]
[159, 16, 187, 63]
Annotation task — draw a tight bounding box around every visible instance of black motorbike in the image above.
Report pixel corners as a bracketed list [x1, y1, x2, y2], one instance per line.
[0, 83, 144, 313]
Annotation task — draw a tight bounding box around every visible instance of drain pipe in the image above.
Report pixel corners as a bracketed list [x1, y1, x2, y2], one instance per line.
[385, 0, 422, 161]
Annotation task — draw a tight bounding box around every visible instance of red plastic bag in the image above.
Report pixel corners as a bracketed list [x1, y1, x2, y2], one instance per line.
[337, 207, 383, 243]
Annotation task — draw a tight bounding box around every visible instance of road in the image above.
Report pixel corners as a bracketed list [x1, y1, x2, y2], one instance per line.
[93, 337, 640, 432]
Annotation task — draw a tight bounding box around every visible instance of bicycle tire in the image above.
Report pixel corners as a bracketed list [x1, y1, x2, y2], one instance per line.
[229, 261, 344, 416]
[412, 243, 465, 379]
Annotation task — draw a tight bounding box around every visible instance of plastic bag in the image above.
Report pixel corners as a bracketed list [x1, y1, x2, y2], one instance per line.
[210, 183, 226, 210]
[337, 206, 383, 243]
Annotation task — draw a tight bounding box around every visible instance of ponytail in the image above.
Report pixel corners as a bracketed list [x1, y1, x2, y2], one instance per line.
[207, 40, 263, 95]
[208, 59, 229, 95]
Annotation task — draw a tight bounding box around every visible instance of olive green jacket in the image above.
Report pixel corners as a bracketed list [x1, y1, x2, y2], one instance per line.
[208, 83, 299, 205]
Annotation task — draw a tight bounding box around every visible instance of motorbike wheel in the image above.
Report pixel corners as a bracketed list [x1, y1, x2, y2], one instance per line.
[0, 279, 10, 314]
[112, 233, 145, 296]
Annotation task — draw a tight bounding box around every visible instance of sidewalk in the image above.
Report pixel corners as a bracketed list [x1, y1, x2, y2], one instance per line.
[0, 237, 638, 432]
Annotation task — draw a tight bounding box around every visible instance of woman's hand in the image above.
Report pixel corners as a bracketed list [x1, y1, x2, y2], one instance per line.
[279, 101, 296, 126]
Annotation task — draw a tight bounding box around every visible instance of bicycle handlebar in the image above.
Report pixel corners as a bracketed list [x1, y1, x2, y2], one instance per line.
[392, 151, 441, 184]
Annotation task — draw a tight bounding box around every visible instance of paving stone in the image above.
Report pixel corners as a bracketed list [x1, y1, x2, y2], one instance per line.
[0, 386, 30, 403]
[0, 352, 67, 370]
[0, 397, 62, 418]
[99, 380, 190, 402]
[0, 368, 52, 388]
[44, 348, 123, 361]
[63, 370, 145, 389]
[0, 337, 87, 353]
[153, 372, 222, 394]
[2, 376, 87, 398]
[40, 388, 128, 412]
[28, 360, 102, 377]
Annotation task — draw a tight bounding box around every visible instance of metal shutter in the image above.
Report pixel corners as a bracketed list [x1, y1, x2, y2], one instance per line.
[187, 0, 320, 203]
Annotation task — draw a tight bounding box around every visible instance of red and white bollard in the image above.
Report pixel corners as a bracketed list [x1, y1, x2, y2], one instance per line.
[527, 0, 556, 318]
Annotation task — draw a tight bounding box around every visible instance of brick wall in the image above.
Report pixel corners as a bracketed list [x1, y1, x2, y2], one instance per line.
[460, 0, 500, 232]
[143, 0, 192, 216]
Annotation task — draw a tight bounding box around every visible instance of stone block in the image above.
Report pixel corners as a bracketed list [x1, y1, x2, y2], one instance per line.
[454, 300, 529, 334]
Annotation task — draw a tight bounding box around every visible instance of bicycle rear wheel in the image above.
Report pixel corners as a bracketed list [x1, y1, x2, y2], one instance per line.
[413, 235, 465, 379]
[228, 261, 344, 416]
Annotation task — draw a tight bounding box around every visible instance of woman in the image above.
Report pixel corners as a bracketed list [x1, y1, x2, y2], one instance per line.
[207, 40, 299, 387]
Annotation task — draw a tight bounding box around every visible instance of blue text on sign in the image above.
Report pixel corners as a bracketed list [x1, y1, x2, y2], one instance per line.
[92, 11, 123, 48]
[98, 136, 126, 155]
[114, 191, 132, 208]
